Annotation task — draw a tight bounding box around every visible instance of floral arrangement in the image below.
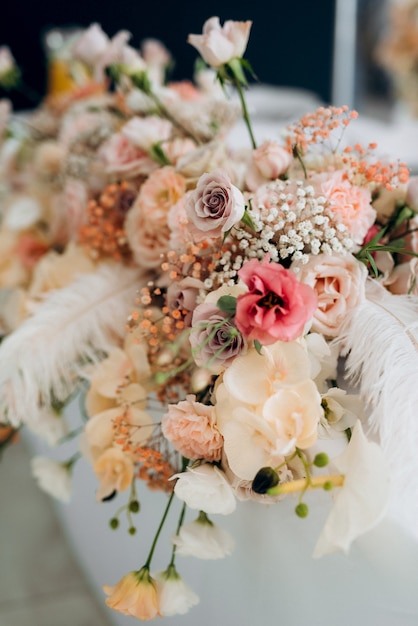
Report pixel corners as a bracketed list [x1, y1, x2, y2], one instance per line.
[375, 0, 418, 117]
[0, 16, 418, 622]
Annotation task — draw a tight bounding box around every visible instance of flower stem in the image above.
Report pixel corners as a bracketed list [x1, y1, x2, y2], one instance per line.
[268, 474, 344, 496]
[144, 490, 175, 569]
[233, 77, 257, 149]
[169, 502, 187, 567]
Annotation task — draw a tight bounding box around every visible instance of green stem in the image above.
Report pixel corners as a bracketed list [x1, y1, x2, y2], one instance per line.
[169, 502, 187, 567]
[233, 77, 257, 149]
[144, 490, 175, 569]
[148, 92, 202, 145]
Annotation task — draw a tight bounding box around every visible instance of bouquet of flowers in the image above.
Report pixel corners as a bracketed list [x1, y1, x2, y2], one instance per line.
[0, 16, 417, 621]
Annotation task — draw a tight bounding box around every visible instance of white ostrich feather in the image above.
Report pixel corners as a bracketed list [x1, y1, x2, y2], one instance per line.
[0, 263, 146, 427]
[338, 278, 418, 539]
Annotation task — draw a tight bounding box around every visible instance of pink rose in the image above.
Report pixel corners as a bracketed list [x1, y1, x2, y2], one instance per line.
[166, 277, 202, 326]
[188, 17, 252, 68]
[235, 256, 317, 344]
[186, 169, 245, 241]
[292, 253, 367, 338]
[246, 141, 292, 191]
[385, 260, 418, 296]
[406, 176, 418, 211]
[99, 133, 157, 178]
[162, 395, 223, 462]
[314, 171, 376, 247]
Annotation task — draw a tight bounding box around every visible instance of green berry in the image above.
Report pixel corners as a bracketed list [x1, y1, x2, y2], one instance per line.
[313, 453, 329, 468]
[129, 500, 140, 513]
[128, 526, 137, 535]
[252, 467, 279, 494]
[295, 503, 309, 518]
[323, 481, 334, 491]
[109, 518, 119, 530]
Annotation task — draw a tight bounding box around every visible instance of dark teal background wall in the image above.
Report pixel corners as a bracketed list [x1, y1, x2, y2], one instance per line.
[0, 0, 336, 108]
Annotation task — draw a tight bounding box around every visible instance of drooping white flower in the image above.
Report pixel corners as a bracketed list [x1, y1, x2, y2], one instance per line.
[173, 464, 236, 515]
[25, 407, 69, 447]
[172, 513, 234, 559]
[155, 566, 199, 616]
[31, 456, 72, 503]
[313, 420, 389, 557]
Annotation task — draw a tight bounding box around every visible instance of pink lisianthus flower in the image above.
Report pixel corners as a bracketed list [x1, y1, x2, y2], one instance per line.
[235, 256, 317, 344]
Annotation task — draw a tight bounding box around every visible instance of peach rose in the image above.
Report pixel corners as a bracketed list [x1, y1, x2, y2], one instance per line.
[126, 166, 186, 267]
[94, 447, 135, 500]
[292, 253, 367, 337]
[385, 259, 418, 296]
[188, 17, 252, 68]
[162, 395, 223, 462]
[314, 171, 376, 246]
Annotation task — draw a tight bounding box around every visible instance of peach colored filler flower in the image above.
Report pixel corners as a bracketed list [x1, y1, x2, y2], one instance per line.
[235, 256, 317, 344]
[126, 166, 186, 268]
[104, 568, 160, 620]
[162, 395, 223, 462]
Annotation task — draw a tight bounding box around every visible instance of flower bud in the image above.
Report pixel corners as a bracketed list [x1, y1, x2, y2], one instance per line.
[295, 503, 309, 518]
[252, 466, 279, 494]
[313, 452, 329, 468]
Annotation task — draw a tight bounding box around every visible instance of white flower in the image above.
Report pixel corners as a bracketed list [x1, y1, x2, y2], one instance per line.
[72, 23, 110, 67]
[172, 514, 234, 559]
[313, 420, 390, 557]
[122, 116, 172, 153]
[321, 387, 364, 432]
[0, 47, 16, 79]
[173, 464, 236, 515]
[188, 17, 252, 68]
[155, 566, 199, 616]
[25, 408, 69, 447]
[31, 456, 72, 503]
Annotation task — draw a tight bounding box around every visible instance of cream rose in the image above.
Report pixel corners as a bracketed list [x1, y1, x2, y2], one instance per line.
[188, 17, 252, 68]
[292, 253, 367, 338]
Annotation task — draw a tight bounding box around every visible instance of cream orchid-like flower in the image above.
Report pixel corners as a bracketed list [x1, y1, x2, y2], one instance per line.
[313, 420, 390, 557]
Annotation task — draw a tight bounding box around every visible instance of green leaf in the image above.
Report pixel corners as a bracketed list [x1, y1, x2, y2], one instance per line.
[241, 209, 256, 231]
[226, 58, 248, 87]
[366, 251, 379, 277]
[149, 143, 171, 166]
[217, 295, 236, 315]
[254, 339, 263, 354]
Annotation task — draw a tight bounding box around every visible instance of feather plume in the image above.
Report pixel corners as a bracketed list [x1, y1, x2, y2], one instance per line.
[0, 263, 146, 427]
[338, 279, 418, 539]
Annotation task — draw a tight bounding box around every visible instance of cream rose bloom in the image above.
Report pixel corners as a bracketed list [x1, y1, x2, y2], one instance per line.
[292, 253, 367, 338]
[188, 17, 252, 68]
[93, 447, 135, 500]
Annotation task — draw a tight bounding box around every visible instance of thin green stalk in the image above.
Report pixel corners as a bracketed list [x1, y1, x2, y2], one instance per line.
[233, 77, 257, 149]
[144, 490, 175, 569]
[169, 502, 187, 567]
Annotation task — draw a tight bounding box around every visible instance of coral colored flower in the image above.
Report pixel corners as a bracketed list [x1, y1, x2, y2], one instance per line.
[186, 168, 245, 241]
[162, 395, 223, 462]
[104, 568, 160, 620]
[188, 17, 252, 68]
[235, 256, 317, 344]
[155, 565, 199, 616]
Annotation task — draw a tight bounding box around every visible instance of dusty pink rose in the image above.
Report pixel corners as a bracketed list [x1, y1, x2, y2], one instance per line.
[235, 256, 317, 344]
[190, 303, 247, 372]
[186, 169, 245, 241]
[162, 395, 223, 462]
[246, 141, 292, 191]
[292, 253, 367, 338]
[99, 133, 157, 178]
[166, 277, 202, 326]
[126, 166, 186, 267]
[315, 171, 376, 246]
[188, 17, 252, 68]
